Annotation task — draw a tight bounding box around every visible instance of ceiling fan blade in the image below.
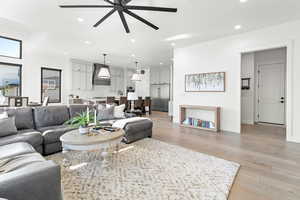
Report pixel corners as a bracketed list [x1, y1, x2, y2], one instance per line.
[124, 9, 159, 30]
[94, 8, 117, 27]
[118, 11, 130, 33]
[59, 5, 114, 8]
[103, 0, 115, 5]
[124, 0, 132, 4]
[125, 6, 177, 12]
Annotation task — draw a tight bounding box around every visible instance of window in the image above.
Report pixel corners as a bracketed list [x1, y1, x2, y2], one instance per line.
[0, 36, 22, 59]
[0, 62, 22, 105]
[41, 68, 62, 103]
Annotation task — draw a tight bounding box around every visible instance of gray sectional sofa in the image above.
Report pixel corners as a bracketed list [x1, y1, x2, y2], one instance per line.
[0, 104, 152, 200]
[0, 104, 153, 155]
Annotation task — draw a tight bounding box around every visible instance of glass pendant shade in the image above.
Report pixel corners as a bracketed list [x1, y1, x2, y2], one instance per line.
[131, 73, 141, 81]
[131, 61, 142, 81]
[98, 67, 111, 79]
[98, 53, 111, 79]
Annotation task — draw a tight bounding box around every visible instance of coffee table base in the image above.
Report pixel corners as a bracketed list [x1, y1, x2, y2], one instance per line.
[61, 138, 122, 169]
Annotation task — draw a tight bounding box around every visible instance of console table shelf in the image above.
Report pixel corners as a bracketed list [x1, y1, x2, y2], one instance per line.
[179, 105, 221, 132]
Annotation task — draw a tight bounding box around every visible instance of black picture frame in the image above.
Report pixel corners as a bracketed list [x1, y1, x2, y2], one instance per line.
[41, 67, 62, 103]
[0, 35, 22, 59]
[241, 78, 251, 90]
[0, 62, 22, 97]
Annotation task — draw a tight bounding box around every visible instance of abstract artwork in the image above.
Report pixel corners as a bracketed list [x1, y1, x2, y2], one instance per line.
[185, 72, 225, 92]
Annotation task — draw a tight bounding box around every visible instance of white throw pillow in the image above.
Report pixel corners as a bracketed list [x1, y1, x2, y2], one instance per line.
[114, 104, 125, 118]
[0, 112, 8, 119]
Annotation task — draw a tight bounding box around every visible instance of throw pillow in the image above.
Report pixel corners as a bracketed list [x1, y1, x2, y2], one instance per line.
[0, 117, 17, 137]
[97, 106, 114, 121]
[0, 112, 8, 119]
[114, 104, 126, 118]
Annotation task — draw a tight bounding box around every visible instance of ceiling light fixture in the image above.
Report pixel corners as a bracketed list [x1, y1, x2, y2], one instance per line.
[84, 41, 91, 44]
[234, 25, 242, 30]
[131, 54, 136, 57]
[160, 62, 163, 65]
[98, 53, 111, 79]
[131, 39, 136, 43]
[171, 43, 176, 46]
[77, 17, 84, 22]
[240, 0, 248, 3]
[131, 61, 142, 82]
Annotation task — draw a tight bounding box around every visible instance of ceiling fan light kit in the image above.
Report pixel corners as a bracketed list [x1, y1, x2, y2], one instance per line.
[60, 0, 177, 33]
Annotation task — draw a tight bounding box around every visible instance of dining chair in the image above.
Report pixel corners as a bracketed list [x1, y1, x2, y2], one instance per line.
[106, 97, 115, 105]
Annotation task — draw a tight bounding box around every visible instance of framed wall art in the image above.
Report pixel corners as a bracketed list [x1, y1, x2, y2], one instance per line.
[185, 72, 225, 92]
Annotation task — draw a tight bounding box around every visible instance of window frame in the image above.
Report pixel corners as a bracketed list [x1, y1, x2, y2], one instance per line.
[0, 35, 22, 59]
[41, 67, 62, 104]
[0, 62, 22, 97]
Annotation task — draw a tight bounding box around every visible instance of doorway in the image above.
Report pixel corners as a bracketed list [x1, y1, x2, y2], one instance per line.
[241, 47, 287, 136]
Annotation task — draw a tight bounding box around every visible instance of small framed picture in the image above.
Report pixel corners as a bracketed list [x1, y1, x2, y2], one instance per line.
[241, 78, 250, 90]
[8, 97, 16, 107]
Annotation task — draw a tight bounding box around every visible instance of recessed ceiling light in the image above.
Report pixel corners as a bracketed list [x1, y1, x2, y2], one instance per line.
[131, 39, 136, 43]
[84, 41, 91, 44]
[77, 17, 84, 22]
[171, 43, 176, 46]
[131, 54, 135, 57]
[234, 25, 242, 30]
[240, 0, 248, 3]
[160, 62, 163, 65]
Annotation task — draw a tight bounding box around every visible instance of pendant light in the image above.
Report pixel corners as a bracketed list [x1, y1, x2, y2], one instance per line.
[131, 61, 142, 81]
[98, 53, 111, 79]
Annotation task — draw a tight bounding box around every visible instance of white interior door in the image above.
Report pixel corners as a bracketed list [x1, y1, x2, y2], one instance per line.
[257, 63, 285, 124]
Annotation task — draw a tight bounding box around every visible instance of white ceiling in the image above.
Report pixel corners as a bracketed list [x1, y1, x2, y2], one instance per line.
[1, 0, 300, 68]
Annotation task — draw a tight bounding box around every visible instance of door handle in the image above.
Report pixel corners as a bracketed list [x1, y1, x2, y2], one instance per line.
[280, 101, 285, 103]
[280, 97, 285, 100]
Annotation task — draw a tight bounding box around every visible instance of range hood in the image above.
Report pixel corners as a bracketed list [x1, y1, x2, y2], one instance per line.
[92, 63, 111, 86]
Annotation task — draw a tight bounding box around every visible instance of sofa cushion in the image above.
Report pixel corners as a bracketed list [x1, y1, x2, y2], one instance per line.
[0, 108, 34, 130]
[0, 142, 35, 160]
[34, 106, 70, 129]
[0, 129, 43, 148]
[0, 117, 18, 137]
[38, 125, 76, 144]
[114, 104, 125, 118]
[69, 104, 94, 118]
[97, 106, 114, 121]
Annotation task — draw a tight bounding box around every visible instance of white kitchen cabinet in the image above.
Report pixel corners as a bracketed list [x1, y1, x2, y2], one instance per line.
[71, 61, 93, 91]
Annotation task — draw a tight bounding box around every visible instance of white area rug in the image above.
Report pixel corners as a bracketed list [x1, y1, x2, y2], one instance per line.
[47, 138, 240, 200]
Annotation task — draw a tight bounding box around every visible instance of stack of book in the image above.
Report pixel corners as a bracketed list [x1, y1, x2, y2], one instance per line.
[183, 117, 215, 129]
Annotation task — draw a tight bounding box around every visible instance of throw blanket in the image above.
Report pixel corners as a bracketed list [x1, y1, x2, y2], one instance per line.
[112, 117, 151, 129]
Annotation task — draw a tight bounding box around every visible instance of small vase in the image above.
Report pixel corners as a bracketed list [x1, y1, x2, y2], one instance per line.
[79, 126, 89, 135]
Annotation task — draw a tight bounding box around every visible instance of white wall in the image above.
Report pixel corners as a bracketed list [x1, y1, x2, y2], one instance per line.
[173, 20, 300, 143]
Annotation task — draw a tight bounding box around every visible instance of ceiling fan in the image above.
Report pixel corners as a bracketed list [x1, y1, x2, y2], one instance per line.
[59, 0, 177, 33]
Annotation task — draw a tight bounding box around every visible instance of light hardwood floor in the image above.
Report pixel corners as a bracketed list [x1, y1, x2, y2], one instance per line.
[149, 111, 300, 200]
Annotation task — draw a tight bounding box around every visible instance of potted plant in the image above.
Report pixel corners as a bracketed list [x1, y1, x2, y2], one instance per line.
[65, 112, 94, 135]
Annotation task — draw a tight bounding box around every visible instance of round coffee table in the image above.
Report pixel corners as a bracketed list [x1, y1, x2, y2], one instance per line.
[60, 129, 125, 168]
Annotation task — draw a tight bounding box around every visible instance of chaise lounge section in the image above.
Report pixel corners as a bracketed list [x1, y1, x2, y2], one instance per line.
[0, 142, 62, 200]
